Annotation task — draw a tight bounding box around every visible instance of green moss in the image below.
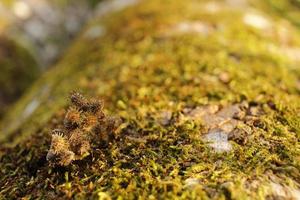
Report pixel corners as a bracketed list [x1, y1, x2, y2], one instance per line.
[0, 0, 299, 199]
[0, 36, 39, 118]
[264, 0, 300, 28]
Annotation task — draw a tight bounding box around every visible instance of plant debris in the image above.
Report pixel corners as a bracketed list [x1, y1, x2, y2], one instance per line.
[46, 92, 121, 166]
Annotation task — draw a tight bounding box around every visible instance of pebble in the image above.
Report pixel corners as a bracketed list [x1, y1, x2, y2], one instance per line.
[203, 130, 232, 152]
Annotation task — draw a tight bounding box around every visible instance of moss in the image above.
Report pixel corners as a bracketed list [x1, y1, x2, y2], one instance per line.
[0, 0, 299, 199]
[0, 36, 39, 118]
[264, 0, 300, 28]
[51, 0, 103, 8]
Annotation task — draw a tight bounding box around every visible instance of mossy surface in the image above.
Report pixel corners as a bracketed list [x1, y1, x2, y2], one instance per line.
[264, 0, 300, 28]
[0, 0, 300, 199]
[0, 36, 39, 118]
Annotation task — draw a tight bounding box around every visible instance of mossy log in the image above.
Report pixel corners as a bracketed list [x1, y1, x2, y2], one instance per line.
[0, 0, 299, 199]
[0, 36, 38, 118]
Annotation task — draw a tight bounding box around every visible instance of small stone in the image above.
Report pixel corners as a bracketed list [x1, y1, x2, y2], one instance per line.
[248, 106, 261, 116]
[158, 110, 172, 126]
[203, 130, 232, 152]
[217, 104, 242, 119]
[218, 72, 230, 84]
[219, 119, 239, 133]
[270, 182, 300, 200]
[183, 105, 219, 120]
[228, 128, 247, 145]
[201, 115, 226, 130]
[252, 119, 264, 128]
[184, 178, 200, 188]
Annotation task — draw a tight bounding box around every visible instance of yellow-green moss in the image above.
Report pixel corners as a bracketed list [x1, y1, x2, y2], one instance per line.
[264, 0, 300, 28]
[0, 0, 299, 199]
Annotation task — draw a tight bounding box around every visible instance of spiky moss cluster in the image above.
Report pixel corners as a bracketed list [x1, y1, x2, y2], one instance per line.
[0, 36, 39, 118]
[0, 0, 300, 199]
[47, 92, 120, 166]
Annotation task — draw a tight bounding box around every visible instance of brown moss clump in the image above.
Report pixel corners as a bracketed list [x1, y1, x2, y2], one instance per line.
[46, 92, 121, 166]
